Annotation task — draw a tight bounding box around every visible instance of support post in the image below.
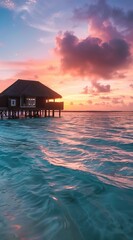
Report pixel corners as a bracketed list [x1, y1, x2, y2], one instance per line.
[0, 111, 3, 119]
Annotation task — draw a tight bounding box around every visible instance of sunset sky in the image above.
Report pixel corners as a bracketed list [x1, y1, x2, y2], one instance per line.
[0, 0, 133, 110]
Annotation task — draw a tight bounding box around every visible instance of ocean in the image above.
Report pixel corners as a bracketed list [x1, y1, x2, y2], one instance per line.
[0, 112, 133, 240]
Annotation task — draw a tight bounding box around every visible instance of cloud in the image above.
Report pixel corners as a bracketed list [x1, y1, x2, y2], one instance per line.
[73, 0, 133, 42]
[28, 22, 57, 33]
[0, 0, 76, 35]
[0, 0, 37, 12]
[92, 81, 110, 93]
[2, 0, 67, 33]
[100, 96, 111, 100]
[130, 83, 133, 88]
[13, 0, 38, 19]
[0, 0, 15, 9]
[28, 9, 67, 33]
[81, 82, 111, 96]
[100, 96, 126, 105]
[0, 58, 61, 93]
[26, 0, 37, 4]
[56, 31, 131, 79]
[112, 97, 124, 104]
[81, 86, 89, 94]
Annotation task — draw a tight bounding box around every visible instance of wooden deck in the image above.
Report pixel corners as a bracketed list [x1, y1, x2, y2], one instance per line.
[0, 102, 64, 119]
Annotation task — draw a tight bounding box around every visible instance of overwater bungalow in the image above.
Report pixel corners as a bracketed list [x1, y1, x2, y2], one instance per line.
[0, 79, 64, 119]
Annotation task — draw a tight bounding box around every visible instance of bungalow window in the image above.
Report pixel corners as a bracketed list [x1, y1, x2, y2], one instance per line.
[10, 99, 16, 107]
[26, 98, 36, 106]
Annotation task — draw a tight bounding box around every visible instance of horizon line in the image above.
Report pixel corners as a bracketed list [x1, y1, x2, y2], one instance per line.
[62, 110, 133, 112]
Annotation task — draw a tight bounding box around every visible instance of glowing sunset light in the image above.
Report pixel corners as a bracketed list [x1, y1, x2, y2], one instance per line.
[0, 0, 133, 110]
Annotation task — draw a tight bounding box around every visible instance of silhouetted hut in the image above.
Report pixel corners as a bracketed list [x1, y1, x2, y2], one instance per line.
[0, 79, 63, 119]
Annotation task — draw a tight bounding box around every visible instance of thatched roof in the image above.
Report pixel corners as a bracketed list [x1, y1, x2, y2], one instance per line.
[0, 79, 62, 99]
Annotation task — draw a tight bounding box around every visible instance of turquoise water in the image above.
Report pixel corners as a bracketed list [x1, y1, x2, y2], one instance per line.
[0, 112, 133, 240]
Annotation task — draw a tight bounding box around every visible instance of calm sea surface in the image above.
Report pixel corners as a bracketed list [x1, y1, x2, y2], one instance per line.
[0, 112, 133, 240]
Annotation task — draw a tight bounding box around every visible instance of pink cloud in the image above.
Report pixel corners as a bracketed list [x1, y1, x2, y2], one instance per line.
[112, 97, 124, 104]
[73, 0, 133, 42]
[0, 59, 61, 92]
[81, 86, 89, 94]
[99, 96, 126, 106]
[81, 82, 111, 97]
[0, 59, 60, 77]
[92, 81, 110, 93]
[56, 31, 131, 79]
[100, 96, 111, 100]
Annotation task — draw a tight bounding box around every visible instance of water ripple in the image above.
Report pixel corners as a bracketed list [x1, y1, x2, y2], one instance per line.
[0, 112, 133, 239]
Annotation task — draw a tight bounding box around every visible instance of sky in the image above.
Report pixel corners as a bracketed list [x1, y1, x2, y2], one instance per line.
[0, 0, 133, 111]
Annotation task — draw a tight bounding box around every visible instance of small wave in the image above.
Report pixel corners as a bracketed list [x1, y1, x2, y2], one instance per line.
[0, 112, 133, 239]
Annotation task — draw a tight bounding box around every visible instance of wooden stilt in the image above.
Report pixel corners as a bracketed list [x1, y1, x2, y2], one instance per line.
[0, 111, 3, 119]
[8, 111, 10, 119]
[1, 105, 63, 119]
[29, 110, 32, 118]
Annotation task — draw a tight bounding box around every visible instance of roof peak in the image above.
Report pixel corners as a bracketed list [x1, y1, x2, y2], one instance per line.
[0, 79, 62, 98]
[17, 79, 39, 83]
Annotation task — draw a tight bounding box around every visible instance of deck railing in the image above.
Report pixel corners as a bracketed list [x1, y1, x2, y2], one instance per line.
[19, 101, 64, 110]
[0, 102, 64, 111]
[44, 102, 64, 110]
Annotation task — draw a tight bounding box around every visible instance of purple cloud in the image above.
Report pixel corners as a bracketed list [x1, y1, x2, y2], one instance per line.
[73, 0, 133, 41]
[56, 31, 131, 78]
[92, 81, 110, 93]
